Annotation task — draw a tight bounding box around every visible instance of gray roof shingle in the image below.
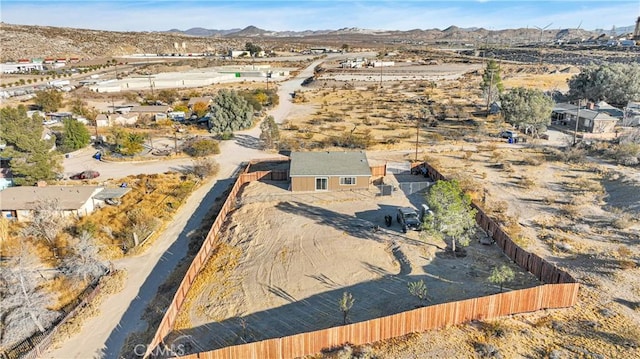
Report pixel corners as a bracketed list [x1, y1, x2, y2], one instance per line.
[290, 151, 371, 177]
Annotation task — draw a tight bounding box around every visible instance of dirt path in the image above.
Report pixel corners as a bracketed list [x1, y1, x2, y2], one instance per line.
[43, 59, 323, 359]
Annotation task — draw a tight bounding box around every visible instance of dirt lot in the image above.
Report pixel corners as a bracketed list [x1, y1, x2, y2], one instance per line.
[167, 176, 541, 354]
[148, 54, 640, 358]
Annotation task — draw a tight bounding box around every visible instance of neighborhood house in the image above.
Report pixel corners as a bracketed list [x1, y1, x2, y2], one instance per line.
[289, 151, 371, 192]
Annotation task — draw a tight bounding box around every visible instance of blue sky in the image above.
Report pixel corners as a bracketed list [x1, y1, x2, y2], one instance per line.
[1, 1, 638, 32]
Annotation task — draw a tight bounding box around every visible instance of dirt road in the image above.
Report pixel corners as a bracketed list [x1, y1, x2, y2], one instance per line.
[44, 57, 323, 359]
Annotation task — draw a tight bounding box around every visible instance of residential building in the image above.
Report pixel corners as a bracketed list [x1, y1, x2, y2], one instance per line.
[289, 151, 371, 192]
[551, 103, 619, 133]
[0, 186, 104, 221]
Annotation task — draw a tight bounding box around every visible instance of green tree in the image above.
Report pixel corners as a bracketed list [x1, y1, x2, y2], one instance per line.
[338, 291, 355, 325]
[0, 106, 62, 185]
[208, 90, 254, 134]
[407, 279, 429, 306]
[500, 87, 554, 138]
[259, 116, 280, 150]
[33, 90, 63, 112]
[62, 118, 91, 152]
[567, 63, 640, 106]
[244, 42, 262, 56]
[424, 180, 477, 257]
[481, 60, 504, 108]
[119, 132, 146, 156]
[488, 265, 515, 293]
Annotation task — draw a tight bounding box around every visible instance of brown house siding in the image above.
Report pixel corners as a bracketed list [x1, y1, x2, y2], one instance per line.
[291, 175, 369, 192]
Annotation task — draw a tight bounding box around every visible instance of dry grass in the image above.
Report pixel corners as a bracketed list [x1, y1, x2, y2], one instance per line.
[174, 242, 242, 329]
[51, 270, 127, 347]
[76, 173, 198, 259]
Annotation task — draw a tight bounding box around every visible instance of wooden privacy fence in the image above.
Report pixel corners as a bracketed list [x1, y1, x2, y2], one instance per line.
[179, 284, 578, 359]
[1, 274, 105, 359]
[146, 160, 290, 358]
[148, 160, 579, 359]
[420, 161, 577, 285]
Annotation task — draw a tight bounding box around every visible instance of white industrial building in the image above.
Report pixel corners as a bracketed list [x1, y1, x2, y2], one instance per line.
[1, 61, 44, 74]
[88, 66, 290, 93]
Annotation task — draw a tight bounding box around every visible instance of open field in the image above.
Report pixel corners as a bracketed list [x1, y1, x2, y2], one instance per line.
[166, 177, 542, 355]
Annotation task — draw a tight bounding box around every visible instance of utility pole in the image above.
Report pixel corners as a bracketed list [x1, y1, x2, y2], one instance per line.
[485, 69, 495, 113]
[415, 113, 420, 162]
[174, 129, 178, 155]
[573, 99, 582, 146]
[266, 71, 271, 91]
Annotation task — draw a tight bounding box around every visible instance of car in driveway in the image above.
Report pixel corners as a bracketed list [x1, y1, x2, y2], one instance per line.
[397, 207, 422, 233]
[70, 170, 100, 180]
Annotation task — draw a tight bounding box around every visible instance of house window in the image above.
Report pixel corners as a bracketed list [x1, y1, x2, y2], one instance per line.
[315, 177, 328, 191]
[340, 177, 356, 185]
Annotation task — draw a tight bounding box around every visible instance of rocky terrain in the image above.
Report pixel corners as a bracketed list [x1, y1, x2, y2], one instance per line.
[1, 22, 631, 62]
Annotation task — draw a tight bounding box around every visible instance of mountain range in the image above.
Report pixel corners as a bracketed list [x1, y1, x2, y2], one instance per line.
[0, 22, 635, 62]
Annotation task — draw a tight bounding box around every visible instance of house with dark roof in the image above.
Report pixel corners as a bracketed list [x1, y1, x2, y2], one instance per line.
[289, 151, 371, 192]
[551, 103, 619, 133]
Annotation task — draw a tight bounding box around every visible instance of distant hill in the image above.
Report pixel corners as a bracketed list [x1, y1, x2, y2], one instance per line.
[0, 22, 634, 62]
[165, 27, 241, 37]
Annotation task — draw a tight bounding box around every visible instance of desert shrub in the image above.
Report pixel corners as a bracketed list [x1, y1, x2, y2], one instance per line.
[385, 122, 400, 131]
[220, 131, 234, 140]
[564, 147, 587, 163]
[519, 175, 536, 189]
[608, 141, 640, 166]
[612, 211, 634, 229]
[522, 155, 543, 166]
[481, 320, 508, 338]
[473, 341, 502, 358]
[183, 138, 220, 157]
[513, 235, 531, 248]
[192, 158, 220, 179]
[425, 132, 444, 142]
[560, 203, 581, 219]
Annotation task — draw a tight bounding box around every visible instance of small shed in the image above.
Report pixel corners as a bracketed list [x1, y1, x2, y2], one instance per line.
[289, 151, 371, 192]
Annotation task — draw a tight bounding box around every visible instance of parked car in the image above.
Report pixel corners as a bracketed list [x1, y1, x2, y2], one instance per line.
[499, 130, 518, 139]
[397, 207, 422, 233]
[70, 170, 100, 180]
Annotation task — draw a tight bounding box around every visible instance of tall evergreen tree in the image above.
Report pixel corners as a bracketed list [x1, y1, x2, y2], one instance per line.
[500, 87, 554, 137]
[0, 106, 62, 185]
[62, 118, 91, 152]
[208, 90, 254, 134]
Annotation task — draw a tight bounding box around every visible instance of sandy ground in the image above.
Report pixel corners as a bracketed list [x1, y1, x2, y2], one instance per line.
[168, 177, 541, 354]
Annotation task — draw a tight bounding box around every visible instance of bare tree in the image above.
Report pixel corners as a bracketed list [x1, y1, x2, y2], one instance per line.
[60, 231, 108, 282]
[339, 291, 355, 325]
[0, 245, 58, 347]
[21, 199, 64, 249]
